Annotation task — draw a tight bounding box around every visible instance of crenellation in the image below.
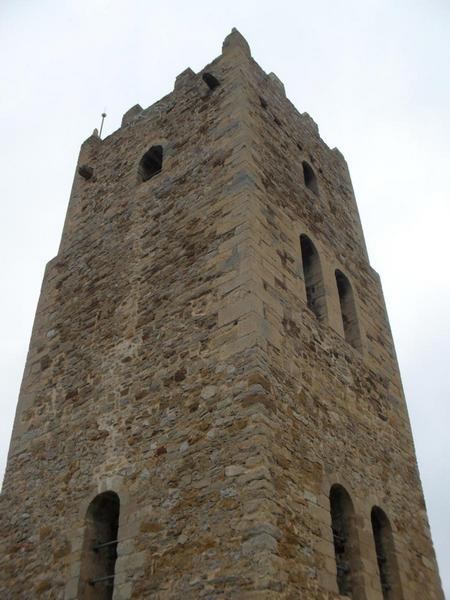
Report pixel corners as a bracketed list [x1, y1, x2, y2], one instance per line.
[121, 103, 143, 127]
[267, 72, 286, 96]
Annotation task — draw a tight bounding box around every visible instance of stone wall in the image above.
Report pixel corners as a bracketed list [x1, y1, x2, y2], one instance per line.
[0, 29, 443, 599]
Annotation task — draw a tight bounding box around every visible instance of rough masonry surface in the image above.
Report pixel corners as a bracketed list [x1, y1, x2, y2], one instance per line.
[0, 29, 444, 600]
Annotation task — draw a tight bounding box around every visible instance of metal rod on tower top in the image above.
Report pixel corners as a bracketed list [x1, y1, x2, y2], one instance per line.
[99, 112, 107, 138]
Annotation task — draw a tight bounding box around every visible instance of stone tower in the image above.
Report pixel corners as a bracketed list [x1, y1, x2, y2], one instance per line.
[0, 30, 443, 600]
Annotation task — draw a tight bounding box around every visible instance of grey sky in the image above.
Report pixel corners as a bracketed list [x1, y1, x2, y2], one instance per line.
[1, 0, 449, 594]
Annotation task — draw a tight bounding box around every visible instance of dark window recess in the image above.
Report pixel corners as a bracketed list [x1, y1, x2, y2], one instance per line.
[300, 234, 326, 321]
[78, 165, 94, 180]
[259, 96, 268, 109]
[302, 161, 319, 195]
[335, 269, 362, 350]
[138, 145, 163, 182]
[202, 72, 220, 91]
[78, 491, 120, 600]
[330, 485, 363, 598]
[371, 507, 403, 600]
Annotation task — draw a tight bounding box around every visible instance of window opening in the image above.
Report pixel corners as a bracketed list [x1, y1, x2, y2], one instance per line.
[300, 234, 326, 320]
[330, 485, 353, 596]
[78, 491, 120, 600]
[202, 72, 220, 90]
[138, 145, 163, 182]
[330, 485, 364, 599]
[78, 164, 94, 180]
[371, 507, 403, 600]
[302, 161, 319, 195]
[335, 269, 361, 350]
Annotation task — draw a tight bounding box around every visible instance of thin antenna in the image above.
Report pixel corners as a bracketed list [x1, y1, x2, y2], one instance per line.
[99, 112, 107, 138]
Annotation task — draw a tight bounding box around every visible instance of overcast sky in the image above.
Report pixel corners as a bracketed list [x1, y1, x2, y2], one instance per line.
[1, 0, 449, 594]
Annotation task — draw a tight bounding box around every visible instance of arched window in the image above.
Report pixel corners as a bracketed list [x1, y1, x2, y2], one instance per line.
[302, 161, 318, 195]
[371, 507, 403, 600]
[330, 485, 364, 599]
[335, 269, 361, 350]
[300, 234, 326, 320]
[138, 145, 163, 182]
[78, 491, 120, 600]
[202, 72, 220, 91]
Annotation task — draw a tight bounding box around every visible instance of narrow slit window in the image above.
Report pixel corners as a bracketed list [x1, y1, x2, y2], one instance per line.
[202, 72, 220, 91]
[330, 484, 364, 599]
[78, 491, 120, 600]
[371, 507, 403, 600]
[335, 269, 361, 350]
[302, 161, 319, 195]
[138, 145, 163, 182]
[300, 234, 326, 320]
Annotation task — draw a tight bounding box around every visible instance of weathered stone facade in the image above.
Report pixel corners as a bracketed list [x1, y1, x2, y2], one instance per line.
[0, 30, 444, 599]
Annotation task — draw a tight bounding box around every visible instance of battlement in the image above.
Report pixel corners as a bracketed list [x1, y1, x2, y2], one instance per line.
[80, 30, 321, 149]
[62, 29, 366, 275]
